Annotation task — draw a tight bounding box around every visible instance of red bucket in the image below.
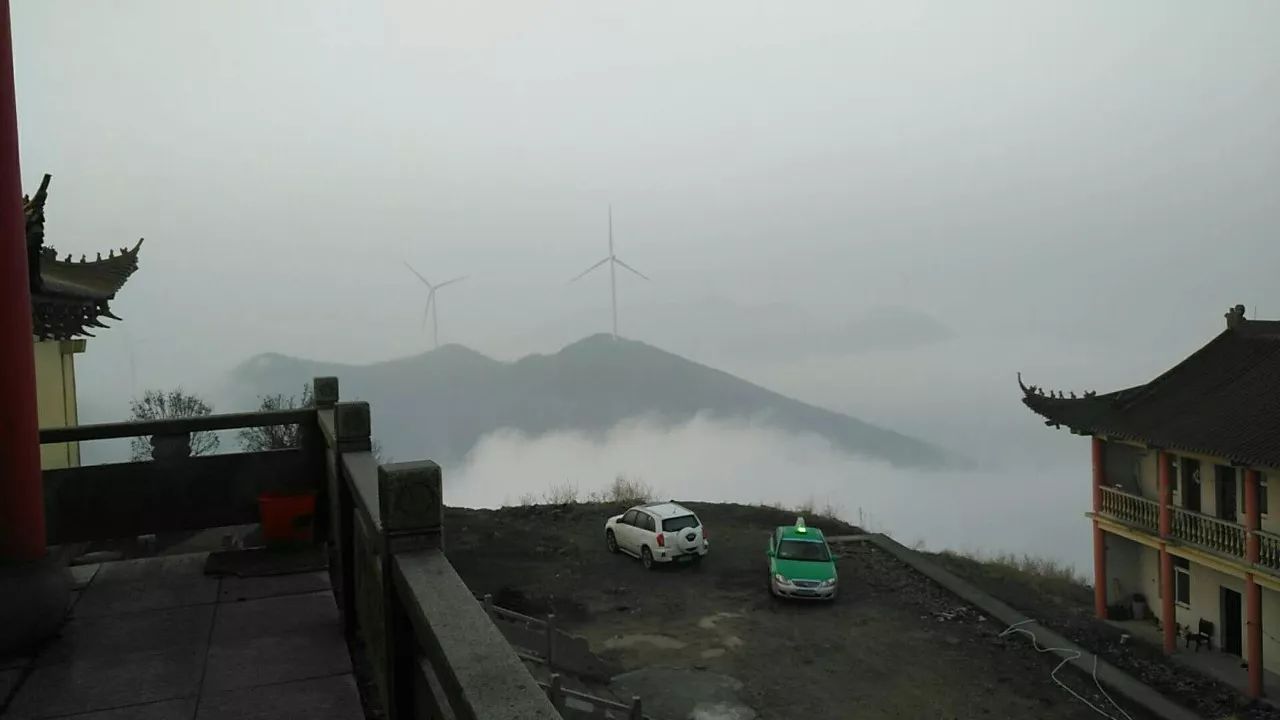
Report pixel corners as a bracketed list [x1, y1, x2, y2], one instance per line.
[258, 492, 316, 546]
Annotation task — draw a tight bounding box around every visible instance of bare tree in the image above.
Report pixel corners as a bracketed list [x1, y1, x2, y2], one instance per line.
[237, 385, 314, 451]
[238, 387, 392, 463]
[129, 388, 219, 460]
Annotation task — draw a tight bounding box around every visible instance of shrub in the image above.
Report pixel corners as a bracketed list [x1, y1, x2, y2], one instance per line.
[589, 475, 655, 505]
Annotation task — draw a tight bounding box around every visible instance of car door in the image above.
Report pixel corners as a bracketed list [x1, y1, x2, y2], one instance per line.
[617, 510, 640, 553]
[636, 511, 656, 553]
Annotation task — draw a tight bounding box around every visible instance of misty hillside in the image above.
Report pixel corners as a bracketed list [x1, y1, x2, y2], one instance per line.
[228, 335, 962, 470]
[513, 300, 956, 366]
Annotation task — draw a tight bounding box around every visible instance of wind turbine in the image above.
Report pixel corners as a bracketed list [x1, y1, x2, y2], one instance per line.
[570, 206, 648, 339]
[404, 262, 467, 349]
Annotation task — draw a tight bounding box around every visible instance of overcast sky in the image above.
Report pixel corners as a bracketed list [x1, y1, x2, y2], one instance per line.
[14, 2, 1279, 469]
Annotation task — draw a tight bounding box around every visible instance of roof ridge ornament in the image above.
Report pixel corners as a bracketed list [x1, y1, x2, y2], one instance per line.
[1226, 304, 1247, 330]
[1020, 373, 1095, 401]
[23, 173, 145, 339]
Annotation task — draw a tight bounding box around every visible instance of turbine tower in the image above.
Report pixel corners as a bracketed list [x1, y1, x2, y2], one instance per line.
[404, 262, 467, 349]
[570, 206, 648, 339]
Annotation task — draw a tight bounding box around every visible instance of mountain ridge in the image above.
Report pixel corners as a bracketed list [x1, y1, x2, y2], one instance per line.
[227, 334, 965, 470]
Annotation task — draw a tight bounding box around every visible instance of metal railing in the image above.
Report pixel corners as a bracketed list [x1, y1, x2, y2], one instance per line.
[1171, 506, 1245, 558]
[1098, 486, 1160, 533]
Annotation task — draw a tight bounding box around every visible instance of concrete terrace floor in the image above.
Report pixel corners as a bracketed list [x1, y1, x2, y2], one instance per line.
[0, 552, 365, 720]
[1110, 618, 1280, 706]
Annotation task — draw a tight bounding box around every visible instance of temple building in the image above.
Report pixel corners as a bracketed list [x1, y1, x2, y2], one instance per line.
[24, 174, 142, 469]
[1021, 304, 1280, 698]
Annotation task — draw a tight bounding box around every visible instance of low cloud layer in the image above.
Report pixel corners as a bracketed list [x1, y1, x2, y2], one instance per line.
[447, 414, 1092, 574]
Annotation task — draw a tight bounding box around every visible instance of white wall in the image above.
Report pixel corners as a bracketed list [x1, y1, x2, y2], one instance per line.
[1256, 470, 1280, 535]
[1104, 442, 1148, 496]
[1134, 543, 1161, 614]
[1173, 560, 1243, 652]
[1103, 534, 1155, 607]
[1138, 450, 1158, 500]
[1261, 584, 1280, 674]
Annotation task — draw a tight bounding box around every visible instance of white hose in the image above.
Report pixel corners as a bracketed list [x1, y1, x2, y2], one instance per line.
[998, 619, 1136, 720]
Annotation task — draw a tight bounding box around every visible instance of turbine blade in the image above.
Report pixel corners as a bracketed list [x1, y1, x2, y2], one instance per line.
[570, 256, 610, 283]
[404, 261, 433, 288]
[422, 292, 434, 330]
[613, 257, 649, 280]
[435, 275, 468, 289]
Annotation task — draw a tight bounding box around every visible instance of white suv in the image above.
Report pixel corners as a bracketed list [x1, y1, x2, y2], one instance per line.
[605, 502, 709, 569]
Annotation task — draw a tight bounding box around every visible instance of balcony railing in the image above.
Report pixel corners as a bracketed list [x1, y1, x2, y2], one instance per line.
[1258, 529, 1280, 572]
[1095, 487, 1262, 567]
[1171, 507, 1246, 558]
[1099, 486, 1160, 533]
[38, 376, 560, 720]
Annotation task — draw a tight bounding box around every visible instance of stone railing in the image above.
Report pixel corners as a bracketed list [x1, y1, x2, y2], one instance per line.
[1257, 529, 1280, 572]
[1098, 486, 1160, 534]
[1171, 506, 1246, 558]
[39, 407, 323, 544]
[316, 379, 559, 720]
[39, 377, 560, 719]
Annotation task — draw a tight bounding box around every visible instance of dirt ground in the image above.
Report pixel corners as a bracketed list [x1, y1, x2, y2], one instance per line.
[444, 502, 1156, 720]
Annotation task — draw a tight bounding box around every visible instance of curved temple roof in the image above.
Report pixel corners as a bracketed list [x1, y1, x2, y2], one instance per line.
[25, 173, 143, 339]
[1020, 308, 1280, 469]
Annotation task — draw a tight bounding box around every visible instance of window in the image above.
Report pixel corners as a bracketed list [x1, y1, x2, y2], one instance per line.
[662, 515, 699, 532]
[642, 513, 656, 532]
[776, 539, 831, 562]
[1236, 472, 1270, 517]
[1173, 556, 1191, 607]
[622, 510, 639, 526]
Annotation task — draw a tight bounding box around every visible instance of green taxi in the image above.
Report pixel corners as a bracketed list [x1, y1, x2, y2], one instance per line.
[767, 517, 838, 601]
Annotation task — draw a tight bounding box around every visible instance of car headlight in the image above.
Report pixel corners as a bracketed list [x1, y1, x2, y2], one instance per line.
[822, 577, 837, 587]
[774, 574, 789, 585]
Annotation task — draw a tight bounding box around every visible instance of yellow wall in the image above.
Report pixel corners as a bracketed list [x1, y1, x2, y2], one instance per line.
[34, 338, 84, 470]
[1103, 440, 1280, 529]
[1177, 560, 1234, 638]
[1103, 534, 1152, 606]
[1099, 439, 1280, 670]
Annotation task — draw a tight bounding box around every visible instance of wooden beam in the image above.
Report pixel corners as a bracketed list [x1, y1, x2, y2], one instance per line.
[43, 448, 313, 544]
[39, 408, 316, 444]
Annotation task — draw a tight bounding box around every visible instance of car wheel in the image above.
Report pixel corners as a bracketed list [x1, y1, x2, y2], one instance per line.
[606, 530, 618, 554]
[641, 546, 654, 570]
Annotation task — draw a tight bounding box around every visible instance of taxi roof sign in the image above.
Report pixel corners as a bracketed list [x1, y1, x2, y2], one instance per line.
[795, 516, 806, 533]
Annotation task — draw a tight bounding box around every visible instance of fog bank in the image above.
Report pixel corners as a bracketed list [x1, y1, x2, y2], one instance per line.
[448, 414, 1091, 574]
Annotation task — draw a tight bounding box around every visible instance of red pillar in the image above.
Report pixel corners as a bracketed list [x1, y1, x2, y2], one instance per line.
[1092, 437, 1107, 619]
[1245, 469, 1263, 698]
[1246, 469, 1261, 564]
[1248, 576, 1263, 698]
[0, 0, 46, 562]
[1093, 521, 1108, 619]
[1158, 451, 1176, 653]
[1161, 547, 1175, 652]
[1092, 437, 1105, 512]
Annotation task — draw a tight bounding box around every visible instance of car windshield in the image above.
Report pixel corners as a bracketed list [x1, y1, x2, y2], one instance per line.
[663, 515, 699, 532]
[776, 539, 830, 562]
